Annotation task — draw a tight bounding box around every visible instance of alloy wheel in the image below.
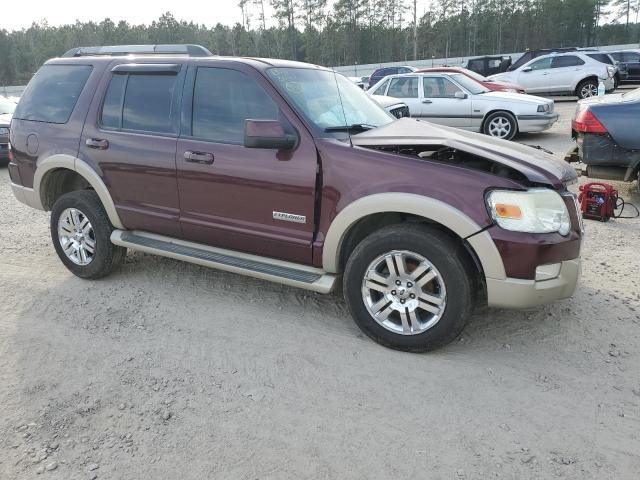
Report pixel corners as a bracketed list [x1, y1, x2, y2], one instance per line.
[57, 208, 96, 266]
[487, 116, 512, 138]
[361, 250, 447, 335]
[580, 83, 597, 98]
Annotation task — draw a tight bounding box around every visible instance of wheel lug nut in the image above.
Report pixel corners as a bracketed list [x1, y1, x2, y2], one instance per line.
[395, 280, 401, 286]
[400, 299, 405, 304]
[410, 294, 415, 299]
[407, 282, 413, 288]
[391, 290, 396, 295]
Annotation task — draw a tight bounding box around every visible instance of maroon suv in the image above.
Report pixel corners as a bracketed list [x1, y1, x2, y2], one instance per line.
[8, 44, 583, 352]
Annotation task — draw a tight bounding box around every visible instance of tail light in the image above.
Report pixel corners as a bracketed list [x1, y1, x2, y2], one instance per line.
[8, 144, 13, 162]
[572, 107, 607, 134]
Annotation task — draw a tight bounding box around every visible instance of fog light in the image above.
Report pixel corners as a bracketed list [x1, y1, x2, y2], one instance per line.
[535, 263, 561, 281]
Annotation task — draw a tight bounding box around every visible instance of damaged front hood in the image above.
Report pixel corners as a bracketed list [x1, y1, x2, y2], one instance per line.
[352, 118, 576, 188]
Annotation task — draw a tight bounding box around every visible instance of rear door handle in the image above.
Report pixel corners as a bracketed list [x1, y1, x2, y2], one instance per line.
[184, 151, 214, 165]
[86, 138, 109, 150]
[422, 99, 433, 104]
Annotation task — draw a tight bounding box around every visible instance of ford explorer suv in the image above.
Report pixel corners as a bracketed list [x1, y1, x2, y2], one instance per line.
[9, 44, 583, 352]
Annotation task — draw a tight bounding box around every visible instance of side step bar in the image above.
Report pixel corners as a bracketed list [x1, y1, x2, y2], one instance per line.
[110, 230, 337, 293]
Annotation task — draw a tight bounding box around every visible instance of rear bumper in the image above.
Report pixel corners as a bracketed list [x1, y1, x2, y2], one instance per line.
[486, 258, 581, 308]
[10, 182, 44, 210]
[517, 112, 559, 133]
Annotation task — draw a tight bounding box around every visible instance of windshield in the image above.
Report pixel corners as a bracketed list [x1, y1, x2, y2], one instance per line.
[450, 74, 490, 94]
[0, 97, 16, 115]
[623, 87, 640, 100]
[267, 68, 393, 134]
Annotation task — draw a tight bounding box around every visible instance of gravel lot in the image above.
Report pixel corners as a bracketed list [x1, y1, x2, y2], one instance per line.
[1, 95, 639, 479]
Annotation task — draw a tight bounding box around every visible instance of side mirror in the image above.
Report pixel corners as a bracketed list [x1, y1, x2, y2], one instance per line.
[454, 91, 468, 99]
[522, 66, 533, 73]
[244, 119, 297, 150]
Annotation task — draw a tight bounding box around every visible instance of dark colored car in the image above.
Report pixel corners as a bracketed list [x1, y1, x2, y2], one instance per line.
[608, 50, 640, 83]
[368, 66, 417, 89]
[568, 87, 640, 189]
[416, 66, 526, 93]
[0, 96, 16, 166]
[465, 56, 512, 77]
[9, 44, 583, 352]
[509, 47, 578, 72]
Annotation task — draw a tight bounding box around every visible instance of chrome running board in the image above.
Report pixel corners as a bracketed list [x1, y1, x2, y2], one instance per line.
[110, 230, 337, 293]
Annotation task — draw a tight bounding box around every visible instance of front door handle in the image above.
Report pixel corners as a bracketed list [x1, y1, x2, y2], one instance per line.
[184, 151, 214, 165]
[422, 99, 433, 104]
[86, 138, 109, 150]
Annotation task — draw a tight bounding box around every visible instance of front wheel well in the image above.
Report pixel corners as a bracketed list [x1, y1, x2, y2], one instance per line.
[40, 168, 93, 211]
[338, 212, 485, 300]
[575, 76, 598, 95]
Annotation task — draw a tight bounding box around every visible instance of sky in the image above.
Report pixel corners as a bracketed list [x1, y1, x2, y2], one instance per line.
[3, 0, 273, 32]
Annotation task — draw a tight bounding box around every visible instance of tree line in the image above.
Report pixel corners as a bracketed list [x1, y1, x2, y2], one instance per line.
[1, 0, 639, 85]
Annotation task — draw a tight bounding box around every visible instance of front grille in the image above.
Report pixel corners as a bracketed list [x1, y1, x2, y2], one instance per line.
[390, 105, 410, 119]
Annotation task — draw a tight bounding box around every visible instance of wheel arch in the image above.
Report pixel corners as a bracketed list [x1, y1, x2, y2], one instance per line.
[35, 154, 124, 229]
[575, 75, 598, 96]
[322, 193, 506, 281]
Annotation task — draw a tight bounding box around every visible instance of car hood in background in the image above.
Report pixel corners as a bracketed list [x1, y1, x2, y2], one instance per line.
[485, 79, 525, 92]
[477, 91, 551, 105]
[0, 113, 12, 128]
[370, 95, 405, 109]
[351, 118, 576, 188]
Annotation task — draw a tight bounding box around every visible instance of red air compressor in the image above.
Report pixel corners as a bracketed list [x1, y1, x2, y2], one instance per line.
[578, 182, 618, 222]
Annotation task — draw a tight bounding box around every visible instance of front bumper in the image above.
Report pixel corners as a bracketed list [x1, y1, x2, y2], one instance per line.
[486, 258, 581, 308]
[517, 112, 559, 133]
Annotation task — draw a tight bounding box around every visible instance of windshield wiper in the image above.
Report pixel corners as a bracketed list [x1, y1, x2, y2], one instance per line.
[325, 123, 377, 132]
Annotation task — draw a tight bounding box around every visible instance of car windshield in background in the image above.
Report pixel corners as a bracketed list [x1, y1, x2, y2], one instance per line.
[0, 97, 16, 115]
[450, 73, 490, 94]
[267, 68, 393, 134]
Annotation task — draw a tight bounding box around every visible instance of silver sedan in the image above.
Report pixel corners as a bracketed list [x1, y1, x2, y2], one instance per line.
[369, 72, 558, 140]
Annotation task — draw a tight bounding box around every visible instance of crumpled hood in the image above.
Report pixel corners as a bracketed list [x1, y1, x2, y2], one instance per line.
[351, 118, 577, 188]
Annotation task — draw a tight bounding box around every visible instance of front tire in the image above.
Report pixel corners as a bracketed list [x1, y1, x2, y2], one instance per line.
[51, 190, 126, 279]
[343, 224, 475, 352]
[483, 111, 517, 141]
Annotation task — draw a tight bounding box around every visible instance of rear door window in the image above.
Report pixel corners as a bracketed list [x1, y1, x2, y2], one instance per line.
[190, 67, 279, 144]
[13, 64, 92, 124]
[551, 56, 585, 68]
[100, 72, 178, 134]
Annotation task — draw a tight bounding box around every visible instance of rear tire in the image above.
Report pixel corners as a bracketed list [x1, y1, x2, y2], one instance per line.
[576, 79, 598, 99]
[343, 224, 475, 352]
[483, 111, 517, 141]
[50, 190, 126, 279]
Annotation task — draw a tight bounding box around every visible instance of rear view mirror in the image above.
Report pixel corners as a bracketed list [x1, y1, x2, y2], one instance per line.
[244, 120, 297, 150]
[522, 66, 533, 72]
[454, 91, 467, 99]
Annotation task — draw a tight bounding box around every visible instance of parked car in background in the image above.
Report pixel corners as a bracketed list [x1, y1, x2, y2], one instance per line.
[417, 66, 525, 93]
[370, 94, 410, 118]
[491, 52, 616, 99]
[508, 47, 578, 72]
[9, 44, 583, 352]
[0, 96, 16, 166]
[369, 71, 557, 140]
[567, 87, 640, 189]
[608, 50, 640, 83]
[368, 65, 417, 89]
[465, 55, 512, 77]
[346, 76, 367, 89]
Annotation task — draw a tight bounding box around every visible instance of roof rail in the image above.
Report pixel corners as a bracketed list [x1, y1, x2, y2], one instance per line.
[61, 44, 213, 58]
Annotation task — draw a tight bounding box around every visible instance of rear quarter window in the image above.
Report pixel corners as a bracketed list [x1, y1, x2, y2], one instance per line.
[13, 65, 92, 124]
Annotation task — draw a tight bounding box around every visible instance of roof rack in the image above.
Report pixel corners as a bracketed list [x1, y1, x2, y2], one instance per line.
[61, 44, 213, 58]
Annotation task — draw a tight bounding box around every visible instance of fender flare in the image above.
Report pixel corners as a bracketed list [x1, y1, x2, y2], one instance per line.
[34, 154, 124, 229]
[321, 192, 506, 280]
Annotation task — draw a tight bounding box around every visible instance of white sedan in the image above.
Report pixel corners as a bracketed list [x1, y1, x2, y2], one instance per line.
[369, 72, 558, 140]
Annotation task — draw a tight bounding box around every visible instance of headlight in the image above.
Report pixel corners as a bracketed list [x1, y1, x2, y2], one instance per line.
[0, 127, 9, 135]
[537, 104, 550, 113]
[486, 188, 571, 235]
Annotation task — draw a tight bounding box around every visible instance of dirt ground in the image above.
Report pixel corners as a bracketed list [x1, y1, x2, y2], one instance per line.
[1, 99, 640, 480]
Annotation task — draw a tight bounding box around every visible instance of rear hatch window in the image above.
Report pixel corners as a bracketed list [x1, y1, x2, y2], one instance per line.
[13, 65, 92, 124]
